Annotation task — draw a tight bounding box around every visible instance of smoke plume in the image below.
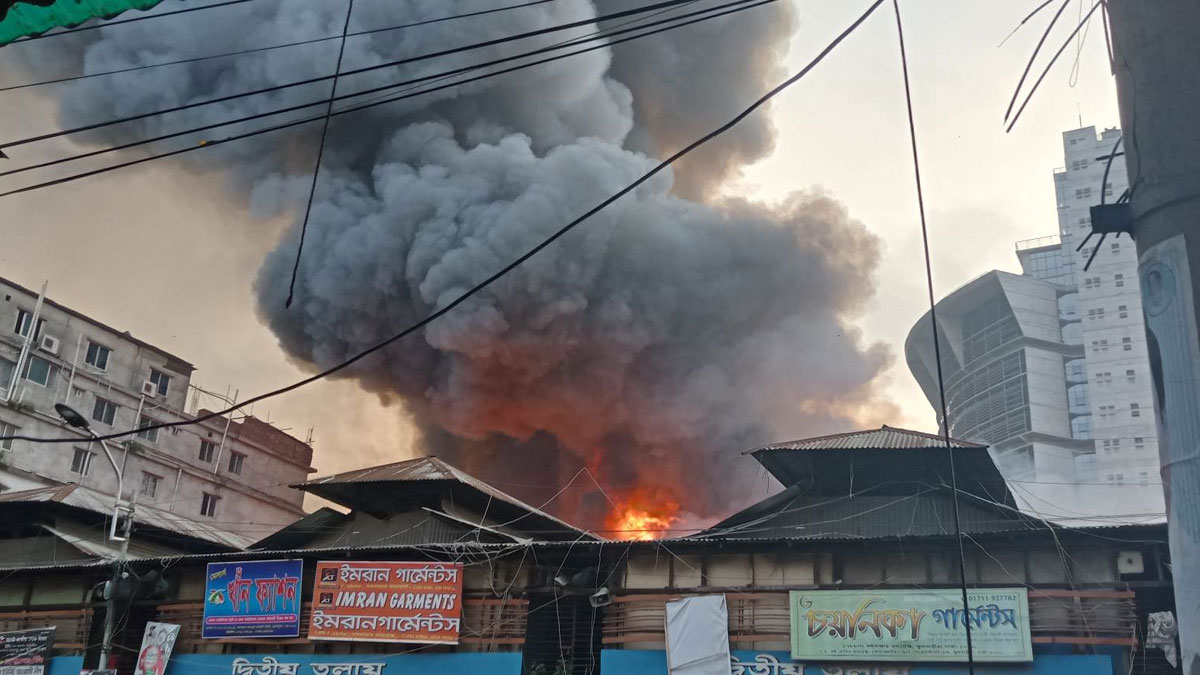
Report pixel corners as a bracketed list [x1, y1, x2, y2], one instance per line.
[9, 0, 892, 530]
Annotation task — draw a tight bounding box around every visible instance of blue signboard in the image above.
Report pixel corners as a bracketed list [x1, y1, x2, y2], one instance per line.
[164, 653, 521, 675]
[47, 658, 82, 675]
[203, 560, 303, 639]
[600, 650, 1114, 675]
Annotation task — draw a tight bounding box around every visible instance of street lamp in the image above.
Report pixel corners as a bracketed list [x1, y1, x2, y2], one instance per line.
[54, 404, 127, 541]
[54, 403, 131, 671]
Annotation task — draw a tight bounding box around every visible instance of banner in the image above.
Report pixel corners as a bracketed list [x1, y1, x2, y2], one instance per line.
[0, 628, 53, 675]
[790, 589, 1032, 663]
[166, 653, 520, 675]
[203, 560, 303, 639]
[134, 623, 178, 675]
[309, 561, 463, 644]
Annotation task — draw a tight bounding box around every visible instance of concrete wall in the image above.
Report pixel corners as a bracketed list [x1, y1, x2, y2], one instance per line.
[0, 278, 312, 530]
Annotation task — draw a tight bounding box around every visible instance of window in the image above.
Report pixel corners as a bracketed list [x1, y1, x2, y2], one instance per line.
[1131, 403, 1141, 418]
[1111, 242, 1120, 254]
[70, 448, 94, 476]
[140, 472, 162, 498]
[1084, 276, 1102, 289]
[1104, 182, 1114, 196]
[227, 451, 245, 475]
[1077, 216, 1091, 226]
[1094, 371, 1112, 385]
[1114, 473, 1126, 485]
[200, 493, 219, 518]
[1135, 437, 1145, 449]
[84, 341, 110, 370]
[1115, 273, 1125, 287]
[1127, 369, 1136, 383]
[91, 398, 118, 426]
[136, 415, 158, 442]
[1118, 304, 1128, 319]
[149, 369, 171, 397]
[1123, 337, 1133, 351]
[1087, 308, 1106, 321]
[12, 309, 42, 338]
[1074, 187, 1093, 199]
[199, 440, 217, 463]
[0, 357, 14, 390]
[24, 356, 54, 387]
[1071, 159, 1089, 171]
[1139, 472, 1150, 485]
[1090, 339, 1110, 354]
[0, 422, 16, 450]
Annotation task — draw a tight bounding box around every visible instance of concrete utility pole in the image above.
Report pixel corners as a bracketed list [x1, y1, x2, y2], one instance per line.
[1106, 2, 1200, 672]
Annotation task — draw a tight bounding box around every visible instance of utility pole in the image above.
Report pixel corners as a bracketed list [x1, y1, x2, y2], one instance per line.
[1106, 2, 1200, 672]
[98, 502, 134, 670]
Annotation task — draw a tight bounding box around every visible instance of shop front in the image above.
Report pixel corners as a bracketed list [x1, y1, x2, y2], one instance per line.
[599, 650, 1113, 675]
[164, 653, 522, 675]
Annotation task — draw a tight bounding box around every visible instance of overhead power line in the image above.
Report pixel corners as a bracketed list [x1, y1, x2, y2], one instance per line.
[0, 0, 699, 154]
[0, 0, 558, 93]
[0, 0, 768, 193]
[0, 0, 884, 446]
[891, 0, 976, 671]
[8, 0, 258, 43]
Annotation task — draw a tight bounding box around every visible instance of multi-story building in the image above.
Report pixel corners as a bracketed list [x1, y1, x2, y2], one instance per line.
[905, 126, 1163, 521]
[0, 275, 313, 529]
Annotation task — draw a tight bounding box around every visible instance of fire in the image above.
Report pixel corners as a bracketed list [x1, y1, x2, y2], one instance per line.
[608, 502, 680, 541]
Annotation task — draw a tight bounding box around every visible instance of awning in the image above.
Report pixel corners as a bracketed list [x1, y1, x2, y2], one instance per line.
[0, 0, 167, 45]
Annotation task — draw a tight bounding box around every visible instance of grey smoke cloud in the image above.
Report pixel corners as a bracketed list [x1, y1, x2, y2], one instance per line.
[10, 0, 891, 526]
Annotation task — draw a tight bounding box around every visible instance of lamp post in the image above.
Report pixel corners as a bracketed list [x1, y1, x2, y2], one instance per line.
[54, 404, 132, 669]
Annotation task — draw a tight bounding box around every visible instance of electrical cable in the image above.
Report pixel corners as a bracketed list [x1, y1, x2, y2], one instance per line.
[997, 0, 1057, 48]
[6, 0, 257, 43]
[1003, 0, 1070, 122]
[0, 0, 700, 153]
[891, 0, 974, 671]
[1005, 1, 1102, 133]
[0, 0, 558, 93]
[0, 0, 761, 182]
[0, 0, 843, 448]
[283, 0, 355, 309]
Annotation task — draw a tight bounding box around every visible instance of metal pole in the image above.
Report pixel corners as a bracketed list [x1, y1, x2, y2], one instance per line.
[1106, 2, 1200, 671]
[98, 499, 133, 670]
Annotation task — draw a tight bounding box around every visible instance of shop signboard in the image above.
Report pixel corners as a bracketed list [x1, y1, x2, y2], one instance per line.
[600, 650, 1111, 675]
[308, 561, 463, 644]
[164, 652, 520, 675]
[203, 559, 303, 638]
[0, 628, 53, 675]
[790, 589, 1032, 663]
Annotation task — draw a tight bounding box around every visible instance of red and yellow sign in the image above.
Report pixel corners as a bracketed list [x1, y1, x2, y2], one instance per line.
[308, 561, 464, 644]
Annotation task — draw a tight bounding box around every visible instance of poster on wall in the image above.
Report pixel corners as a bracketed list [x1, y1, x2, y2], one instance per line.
[789, 588, 1032, 663]
[202, 559, 303, 638]
[0, 628, 54, 675]
[309, 561, 464, 644]
[134, 623, 178, 675]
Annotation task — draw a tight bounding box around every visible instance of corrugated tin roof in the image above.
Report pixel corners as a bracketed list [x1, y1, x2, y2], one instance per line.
[299, 508, 519, 550]
[298, 456, 584, 535]
[696, 485, 1039, 541]
[749, 425, 984, 453]
[0, 484, 252, 549]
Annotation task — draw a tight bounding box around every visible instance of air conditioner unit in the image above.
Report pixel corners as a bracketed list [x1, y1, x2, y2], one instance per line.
[1117, 550, 1145, 575]
[39, 334, 61, 356]
[140, 380, 157, 398]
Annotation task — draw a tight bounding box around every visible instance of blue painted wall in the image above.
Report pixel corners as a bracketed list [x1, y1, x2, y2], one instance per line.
[600, 650, 1114, 675]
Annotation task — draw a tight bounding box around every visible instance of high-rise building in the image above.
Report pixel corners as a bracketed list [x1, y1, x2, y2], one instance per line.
[0, 276, 314, 530]
[905, 126, 1163, 521]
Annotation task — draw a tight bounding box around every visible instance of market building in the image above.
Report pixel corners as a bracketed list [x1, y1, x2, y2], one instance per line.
[0, 432, 1177, 675]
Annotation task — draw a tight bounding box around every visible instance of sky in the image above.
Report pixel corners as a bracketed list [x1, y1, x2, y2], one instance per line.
[0, 0, 1120, 484]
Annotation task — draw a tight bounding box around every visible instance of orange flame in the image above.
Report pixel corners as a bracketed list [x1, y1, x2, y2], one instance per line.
[607, 500, 680, 540]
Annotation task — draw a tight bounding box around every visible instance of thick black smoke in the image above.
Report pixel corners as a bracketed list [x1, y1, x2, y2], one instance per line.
[9, 0, 891, 527]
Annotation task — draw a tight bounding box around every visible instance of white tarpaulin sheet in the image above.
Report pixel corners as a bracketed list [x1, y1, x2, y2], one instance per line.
[665, 595, 732, 675]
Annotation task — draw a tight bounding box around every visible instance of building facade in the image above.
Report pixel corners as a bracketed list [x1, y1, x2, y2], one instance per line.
[905, 126, 1163, 521]
[0, 276, 313, 529]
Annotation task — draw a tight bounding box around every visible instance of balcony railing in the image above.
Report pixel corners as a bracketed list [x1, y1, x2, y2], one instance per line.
[0, 608, 93, 650]
[1015, 235, 1063, 251]
[603, 589, 1137, 647]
